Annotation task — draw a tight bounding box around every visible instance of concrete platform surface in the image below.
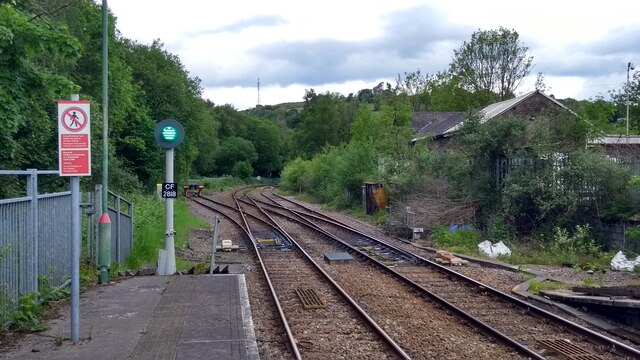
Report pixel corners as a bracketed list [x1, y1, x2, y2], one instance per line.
[1, 274, 259, 360]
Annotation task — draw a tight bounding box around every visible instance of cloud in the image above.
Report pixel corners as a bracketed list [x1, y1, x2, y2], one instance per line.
[531, 25, 640, 79]
[188, 15, 287, 36]
[586, 25, 640, 56]
[195, 4, 472, 88]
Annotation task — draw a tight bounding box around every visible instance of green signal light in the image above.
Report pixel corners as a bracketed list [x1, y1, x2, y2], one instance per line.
[162, 126, 177, 142]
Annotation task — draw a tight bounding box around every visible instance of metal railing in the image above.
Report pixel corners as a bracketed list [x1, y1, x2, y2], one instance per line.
[86, 186, 134, 265]
[0, 170, 67, 315]
[0, 169, 134, 326]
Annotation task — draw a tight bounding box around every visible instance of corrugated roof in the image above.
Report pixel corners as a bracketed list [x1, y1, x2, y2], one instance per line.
[412, 112, 465, 140]
[411, 90, 575, 143]
[441, 90, 576, 135]
[589, 135, 640, 145]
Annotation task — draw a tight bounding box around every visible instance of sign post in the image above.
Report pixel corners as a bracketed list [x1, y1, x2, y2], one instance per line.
[154, 119, 184, 275]
[58, 95, 91, 343]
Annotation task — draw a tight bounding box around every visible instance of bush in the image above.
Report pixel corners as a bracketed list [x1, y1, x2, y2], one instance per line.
[125, 195, 210, 270]
[231, 161, 253, 180]
[430, 226, 481, 254]
[280, 158, 311, 193]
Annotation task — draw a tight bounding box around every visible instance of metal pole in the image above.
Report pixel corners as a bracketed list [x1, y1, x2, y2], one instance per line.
[164, 148, 176, 275]
[210, 216, 219, 274]
[70, 176, 80, 343]
[98, 0, 111, 284]
[69, 94, 81, 343]
[115, 195, 121, 263]
[628, 62, 631, 139]
[26, 169, 39, 293]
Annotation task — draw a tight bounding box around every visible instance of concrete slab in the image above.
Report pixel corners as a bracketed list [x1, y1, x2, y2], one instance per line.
[542, 289, 640, 309]
[129, 274, 258, 360]
[324, 252, 354, 264]
[0, 276, 169, 360]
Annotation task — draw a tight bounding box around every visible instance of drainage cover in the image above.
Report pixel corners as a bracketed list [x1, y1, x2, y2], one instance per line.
[295, 288, 326, 309]
[536, 338, 604, 360]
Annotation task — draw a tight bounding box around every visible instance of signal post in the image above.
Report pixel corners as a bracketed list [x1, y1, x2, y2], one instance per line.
[154, 119, 185, 275]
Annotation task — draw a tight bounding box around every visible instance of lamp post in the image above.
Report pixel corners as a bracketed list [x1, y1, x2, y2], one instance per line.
[628, 62, 635, 138]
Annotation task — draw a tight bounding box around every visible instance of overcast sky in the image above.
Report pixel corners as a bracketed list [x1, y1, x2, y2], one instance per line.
[108, 0, 640, 110]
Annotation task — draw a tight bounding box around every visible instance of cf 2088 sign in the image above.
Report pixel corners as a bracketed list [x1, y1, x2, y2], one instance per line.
[58, 100, 91, 176]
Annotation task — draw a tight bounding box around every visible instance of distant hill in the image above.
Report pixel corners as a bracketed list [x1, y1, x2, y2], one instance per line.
[243, 102, 303, 129]
[244, 101, 304, 112]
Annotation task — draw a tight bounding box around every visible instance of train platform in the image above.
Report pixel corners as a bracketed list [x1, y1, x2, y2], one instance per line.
[0, 274, 259, 360]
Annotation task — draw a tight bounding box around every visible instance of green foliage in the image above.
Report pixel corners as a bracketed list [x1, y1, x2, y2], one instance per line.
[506, 225, 613, 269]
[10, 292, 47, 332]
[292, 90, 356, 158]
[280, 158, 311, 193]
[231, 161, 253, 180]
[395, 69, 430, 111]
[0, 4, 80, 196]
[528, 279, 566, 294]
[450, 27, 533, 101]
[579, 96, 619, 132]
[455, 108, 630, 234]
[7, 273, 70, 332]
[611, 70, 640, 133]
[0, 283, 12, 330]
[488, 217, 513, 242]
[125, 195, 209, 269]
[430, 227, 481, 254]
[125, 194, 165, 269]
[200, 176, 247, 193]
[549, 225, 600, 257]
[244, 103, 302, 130]
[215, 137, 257, 176]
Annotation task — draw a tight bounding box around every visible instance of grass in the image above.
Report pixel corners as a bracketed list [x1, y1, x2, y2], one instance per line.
[199, 176, 248, 194]
[427, 224, 616, 271]
[503, 246, 614, 271]
[124, 195, 210, 270]
[528, 279, 568, 294]
[430, 227, 482, 256]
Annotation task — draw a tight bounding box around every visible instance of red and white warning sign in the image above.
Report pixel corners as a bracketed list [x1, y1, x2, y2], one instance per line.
[58, 100, 91, 176]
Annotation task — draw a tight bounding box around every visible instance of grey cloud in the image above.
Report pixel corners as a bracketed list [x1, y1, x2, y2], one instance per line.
[198, 4, 472, 88]
[586, 26, 640, 56]
[189, 15, 286, 36]
[537, 55, 629, 78]
[532, 24, 640, 79]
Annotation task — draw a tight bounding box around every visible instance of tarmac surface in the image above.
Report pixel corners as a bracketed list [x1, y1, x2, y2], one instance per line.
[0, 274, 258, 360]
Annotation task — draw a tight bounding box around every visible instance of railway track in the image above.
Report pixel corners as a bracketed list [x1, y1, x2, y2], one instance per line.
[211, 191, 525, 358]
[251, 190, 640, 360]
[191, 192, 410, 359]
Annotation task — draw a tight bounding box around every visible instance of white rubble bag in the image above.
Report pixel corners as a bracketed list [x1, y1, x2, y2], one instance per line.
[610, 251, 640, 271]
[478, 240, 511, 259]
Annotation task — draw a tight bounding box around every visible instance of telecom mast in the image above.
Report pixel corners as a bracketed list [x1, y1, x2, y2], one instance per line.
[257, 78, 261, 107]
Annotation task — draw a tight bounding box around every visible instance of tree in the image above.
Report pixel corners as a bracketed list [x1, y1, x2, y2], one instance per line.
[292, 90, 352, 158]
[0, 4, 80, 177]
[579, 97, 617, 132]
[245, 119, 283, 177]
[214, 137, 257, 176]
[534, 72, 550, 93]
[450, 27, 533, 101]
[611, 71, 640, 133]
[395, 69, 430, 111]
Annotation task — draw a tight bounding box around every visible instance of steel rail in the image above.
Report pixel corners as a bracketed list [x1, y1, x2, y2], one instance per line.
[243, 193, 545, 359]
[266, 191, 640, 358]
[242, 194, 412, 360]
[189, 194, 302, 360]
